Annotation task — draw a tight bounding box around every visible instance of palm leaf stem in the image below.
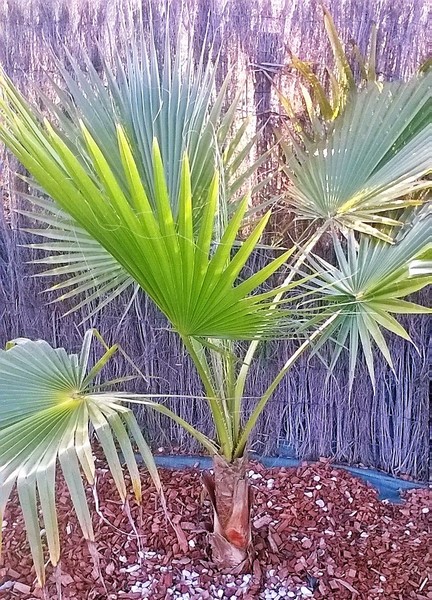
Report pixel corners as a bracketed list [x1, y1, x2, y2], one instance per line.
[181, 335, 232, 457]
[234, 311, 339, 458]
[225, 346, 237, 432]
[119, 396, 219, 456]
[232, 222, 329, 442]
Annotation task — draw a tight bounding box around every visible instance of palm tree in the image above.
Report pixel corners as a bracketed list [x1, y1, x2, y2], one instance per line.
[0, 26, 430, 581]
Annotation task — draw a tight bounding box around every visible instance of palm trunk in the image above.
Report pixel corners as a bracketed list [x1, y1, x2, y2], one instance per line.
[202, 454, 252, 572]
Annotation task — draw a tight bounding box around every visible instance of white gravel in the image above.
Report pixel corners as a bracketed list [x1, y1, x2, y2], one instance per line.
[117, 565, 316, 599]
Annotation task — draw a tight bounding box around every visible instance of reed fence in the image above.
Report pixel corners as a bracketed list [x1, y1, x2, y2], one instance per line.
[0, 0, 430, 480]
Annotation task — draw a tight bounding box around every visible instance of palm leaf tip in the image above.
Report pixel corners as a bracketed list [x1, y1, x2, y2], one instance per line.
[0, 331, 160, 585]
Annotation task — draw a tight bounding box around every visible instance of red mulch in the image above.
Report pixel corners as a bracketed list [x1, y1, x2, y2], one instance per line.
[0, 460, 431, 600]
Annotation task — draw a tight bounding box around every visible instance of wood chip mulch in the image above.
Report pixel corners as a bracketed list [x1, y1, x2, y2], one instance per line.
[0, 460, 431, 600]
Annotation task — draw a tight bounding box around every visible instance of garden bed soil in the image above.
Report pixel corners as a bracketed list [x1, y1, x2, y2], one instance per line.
[1, 460, 431, 599]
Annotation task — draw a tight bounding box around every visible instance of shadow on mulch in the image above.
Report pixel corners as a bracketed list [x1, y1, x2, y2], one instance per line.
[1, 460, 431, 599]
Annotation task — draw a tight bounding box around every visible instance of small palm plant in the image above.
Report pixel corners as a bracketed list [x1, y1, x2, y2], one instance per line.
[0, 24, 431, 583]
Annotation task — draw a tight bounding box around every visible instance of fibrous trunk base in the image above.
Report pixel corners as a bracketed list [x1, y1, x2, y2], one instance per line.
[203, 454, 252, 572]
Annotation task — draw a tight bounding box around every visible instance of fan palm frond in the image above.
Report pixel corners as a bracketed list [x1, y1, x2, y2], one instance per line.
[305, 209, 432, 388]
[283, 76, 432, 241]
[19, 193, 136, 318]
[0, 78, 291, 339]
[0, 330, 160, 585]
[46, 29, 262, 225]
[8, 29, 267, 318]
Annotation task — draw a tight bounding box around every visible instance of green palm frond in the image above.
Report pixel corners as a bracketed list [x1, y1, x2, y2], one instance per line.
[409, 259, 432, 275]
[305, 210, 432, 388]
[0, 77, 291, 338]
[45, 32, 261, 226]
[19, 193, 136, 318]
[409, 257, 432, 276]
[283, 76, 432, 241]
[50, 42, 216, 216]
[0, 330, 161, 585]
[8, 31, 266, 319]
